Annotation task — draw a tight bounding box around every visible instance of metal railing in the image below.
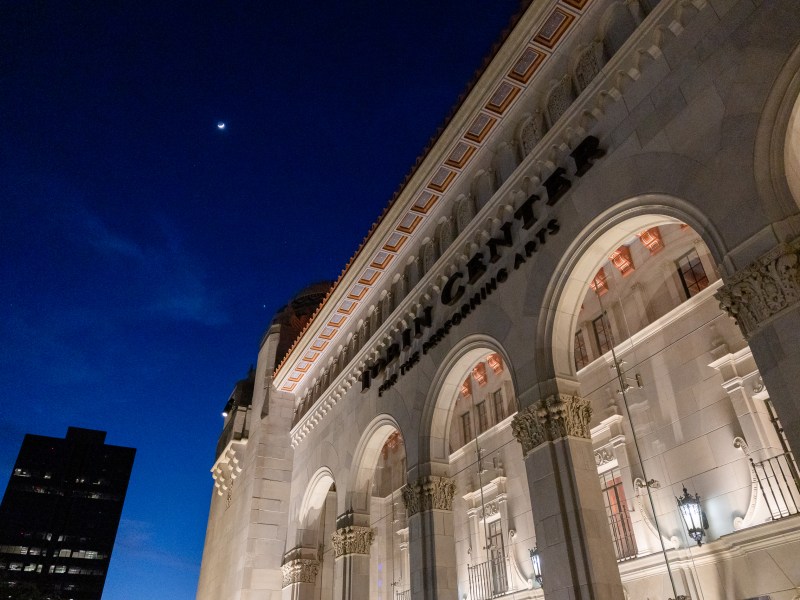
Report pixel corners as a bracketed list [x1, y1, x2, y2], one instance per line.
[751, 452, 800, 520]
[467, 556, 510, 600]
[394, 588, 410, 600]
[607, 501, 638, 561]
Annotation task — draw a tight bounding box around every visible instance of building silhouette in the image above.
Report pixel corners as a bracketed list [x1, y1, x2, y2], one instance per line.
[197, 0, 800, 598]
[0, 428, 135, 600]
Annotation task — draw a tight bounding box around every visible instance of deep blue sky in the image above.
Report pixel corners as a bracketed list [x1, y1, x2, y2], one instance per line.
[0, 2, 521, 598]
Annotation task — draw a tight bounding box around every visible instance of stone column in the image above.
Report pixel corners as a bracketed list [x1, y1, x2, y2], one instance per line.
[331, 521, 373, 600]
[512, 393, 624, 600]
[716, 237, 800, 456]
[402, 474, 457, 600]
[281, 556, 321, 600]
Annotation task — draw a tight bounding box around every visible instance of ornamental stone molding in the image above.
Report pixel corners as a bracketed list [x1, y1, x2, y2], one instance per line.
[281, 558, 320, 588]
[331, 526, 374, 558]
[511, 394, 593, 456]
[716, 238, 800, 338]
[401, 475, 456, 517]
[594, 446, 614, 467]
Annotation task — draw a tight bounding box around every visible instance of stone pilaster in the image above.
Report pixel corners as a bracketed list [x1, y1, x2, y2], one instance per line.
[401, 475, 456, 517]
[511, 393, 592, 454]
[332, 524, 373, 600]
[513, 392, 623, 599]
[716, 238, 800, 462]
[716, 237, 800, 338]
[330, 526, 374, 558]
[404, 472, 457, 600]
[281, 558, 320, 588]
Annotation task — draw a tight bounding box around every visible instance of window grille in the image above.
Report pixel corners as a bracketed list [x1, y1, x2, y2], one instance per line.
[492, 390, 505, 422]
[468, 521, 510, 600]
[676, 250, 709, 298]
[599, 470, 637, 561]
[477, 402, 489, 434]
[593, 313, 612, 355]
[461, 412, 473, 446]
[574, 329, 589, 370]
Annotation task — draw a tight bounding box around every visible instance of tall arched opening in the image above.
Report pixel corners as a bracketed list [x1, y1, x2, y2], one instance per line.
[549, 214, 797, 597]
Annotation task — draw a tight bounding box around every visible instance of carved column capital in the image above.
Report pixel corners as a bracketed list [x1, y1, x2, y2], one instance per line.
[281, 558, 320, 588]
[511, 403, 547, 455]
[331, 525, 373, 558]
[401, 475, 456, 517]
[512, 394, 593, 456]
[716, 238, 800, 338]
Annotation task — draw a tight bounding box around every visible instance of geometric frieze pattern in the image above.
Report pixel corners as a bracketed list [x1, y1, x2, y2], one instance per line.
[331, 526, 374, 558]
[401, 475, 457, 517]
[511, 394, 592, 456]
[281, 558, 320, 588]
[273, 0, 594, 394]
[716, 237, 800, 338]
[281, 0, 710, 448]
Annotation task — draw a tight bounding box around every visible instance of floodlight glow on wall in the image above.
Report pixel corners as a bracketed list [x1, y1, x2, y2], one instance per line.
[676, 487, 708, 546]
[529, 547, 542, 586]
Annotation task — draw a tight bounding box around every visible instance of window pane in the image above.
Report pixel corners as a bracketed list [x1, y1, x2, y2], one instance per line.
[677, 250, 709, 298]
[593, 314, 612, 355]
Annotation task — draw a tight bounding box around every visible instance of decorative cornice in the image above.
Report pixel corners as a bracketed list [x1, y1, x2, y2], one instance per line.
[511, 393, 592, 455]
[716, 238, 800, 338]
[281, 559, 320, 588]
[401, 476, 457, 517]
[331, 526, 374, 558]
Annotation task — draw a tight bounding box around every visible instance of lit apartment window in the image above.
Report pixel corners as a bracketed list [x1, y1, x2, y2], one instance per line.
[493, 389, 505, 422]
[592, 314, 612, 355]
[476, 401, 489, 434]
[574, 329, 589, 370]
[677, 250, 709, 298]
[461, 412, 473, 445]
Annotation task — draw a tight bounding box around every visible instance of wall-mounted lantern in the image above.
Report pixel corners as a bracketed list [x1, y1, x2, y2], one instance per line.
[529, 547, 542, 586]
[676, 487, 708, 546]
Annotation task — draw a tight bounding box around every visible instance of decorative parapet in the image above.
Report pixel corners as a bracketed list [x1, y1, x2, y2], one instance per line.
[511, 394, 593, 456]
[716, 238, 800, 338]
[281, 558, 320, 588]
[331, 526, 374, 558]
[401, 475, 457, 517]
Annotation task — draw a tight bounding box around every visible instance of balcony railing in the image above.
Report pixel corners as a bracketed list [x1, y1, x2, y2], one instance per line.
[608, 506, 638, 561]
[467, 556, 511, 600]
[751, 452, 800, 520]
[394, 588, 410, 600]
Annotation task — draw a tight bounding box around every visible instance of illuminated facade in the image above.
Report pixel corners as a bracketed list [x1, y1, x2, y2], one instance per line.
[197, 0, 800, 598]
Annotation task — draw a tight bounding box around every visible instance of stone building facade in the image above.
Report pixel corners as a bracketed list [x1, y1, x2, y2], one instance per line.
[197, 0, 800, 598]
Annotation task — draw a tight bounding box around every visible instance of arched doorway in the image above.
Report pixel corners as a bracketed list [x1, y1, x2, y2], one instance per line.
[295, 468, 338, 600]
[349, 417, 407, 600]
[426, 341, 535, 600]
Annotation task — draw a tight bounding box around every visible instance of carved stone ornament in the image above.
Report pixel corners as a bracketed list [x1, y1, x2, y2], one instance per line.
[595, 446, 614, 466]
[716, 238, 800, 338]
[402, 476, 456, 517]
[331, 526, 374, 558]
[512, 394, 593, 456]
[281, 558, 320, 588]
[510, 404, 546, 455]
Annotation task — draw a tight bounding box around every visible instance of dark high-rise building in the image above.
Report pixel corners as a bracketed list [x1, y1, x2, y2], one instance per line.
[0, 427, 135, 600]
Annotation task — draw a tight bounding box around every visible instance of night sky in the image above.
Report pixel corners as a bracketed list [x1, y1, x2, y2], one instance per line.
[1, 2, 521, 598]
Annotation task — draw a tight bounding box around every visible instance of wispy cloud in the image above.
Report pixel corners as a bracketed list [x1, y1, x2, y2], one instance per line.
[115, 519, 199, 572]
[10, 178, 230, 327]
